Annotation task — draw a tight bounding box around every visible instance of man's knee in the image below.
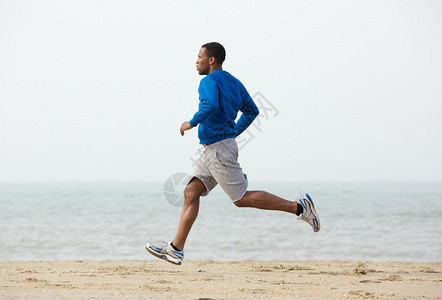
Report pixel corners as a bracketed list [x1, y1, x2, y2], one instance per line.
[183, 186, 200, 201]
[233, 199, 245, 207]
[233, 192, 249, 207]
[184, 178, 206, 201]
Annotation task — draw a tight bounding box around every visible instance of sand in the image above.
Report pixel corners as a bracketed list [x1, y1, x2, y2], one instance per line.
[0, 260, 440, 299]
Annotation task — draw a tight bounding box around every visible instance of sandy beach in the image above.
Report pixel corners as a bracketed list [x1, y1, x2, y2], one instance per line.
[0, 260, 440, 299]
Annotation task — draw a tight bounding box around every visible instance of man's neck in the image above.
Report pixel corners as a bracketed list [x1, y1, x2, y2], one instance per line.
[209, 65, 223, 74]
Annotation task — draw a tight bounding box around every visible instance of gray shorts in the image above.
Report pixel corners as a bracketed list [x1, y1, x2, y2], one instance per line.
[188, 138, 248, 202]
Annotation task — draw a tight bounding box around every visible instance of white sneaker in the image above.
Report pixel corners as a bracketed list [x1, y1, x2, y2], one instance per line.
[297, 194, 320, 232]
[145, 241, 184, 265]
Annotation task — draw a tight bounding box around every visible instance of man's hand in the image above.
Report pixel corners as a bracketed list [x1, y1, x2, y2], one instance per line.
[180, 121, 193, 136]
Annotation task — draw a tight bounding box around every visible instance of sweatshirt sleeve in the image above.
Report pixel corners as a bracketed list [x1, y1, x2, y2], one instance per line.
[189, 77, 219, 127]
[234, 86, 259, 137]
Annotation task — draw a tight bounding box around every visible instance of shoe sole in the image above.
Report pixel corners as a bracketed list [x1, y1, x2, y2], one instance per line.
[145, 244, 182, 265]
[304, 194, 321, 232]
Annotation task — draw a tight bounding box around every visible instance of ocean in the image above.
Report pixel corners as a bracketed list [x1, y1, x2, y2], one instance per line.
[0, 181, 441, 262]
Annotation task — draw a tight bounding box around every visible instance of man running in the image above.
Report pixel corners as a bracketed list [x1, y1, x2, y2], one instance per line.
[146, 42, 320, 265]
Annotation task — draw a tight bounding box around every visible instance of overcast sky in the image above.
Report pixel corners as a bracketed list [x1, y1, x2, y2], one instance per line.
[0, 0, 441, 182]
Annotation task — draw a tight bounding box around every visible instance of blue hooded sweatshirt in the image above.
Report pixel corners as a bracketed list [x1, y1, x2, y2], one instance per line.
[189, 71, 259, 145]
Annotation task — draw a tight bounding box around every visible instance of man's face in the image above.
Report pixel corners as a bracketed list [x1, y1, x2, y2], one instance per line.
[196, 47, 210, 75]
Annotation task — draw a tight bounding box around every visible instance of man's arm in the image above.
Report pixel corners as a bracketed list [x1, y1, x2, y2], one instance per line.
[180, 78, 219, 136]
[235, 88, 259, 137]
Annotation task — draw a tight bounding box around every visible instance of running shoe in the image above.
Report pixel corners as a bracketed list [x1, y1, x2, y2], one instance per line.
[297, 194, 320, 232]
[145, 241, 184, 265]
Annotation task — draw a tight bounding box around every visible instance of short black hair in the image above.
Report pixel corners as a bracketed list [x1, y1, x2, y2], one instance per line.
[202, 42, 226, 65]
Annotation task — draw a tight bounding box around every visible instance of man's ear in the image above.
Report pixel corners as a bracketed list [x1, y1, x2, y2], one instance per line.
[208, 57, 216, 65]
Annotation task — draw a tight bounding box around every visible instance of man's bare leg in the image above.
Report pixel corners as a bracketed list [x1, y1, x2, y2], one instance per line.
[172, 177, 206, 251]
[234, 190, 299, 214]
